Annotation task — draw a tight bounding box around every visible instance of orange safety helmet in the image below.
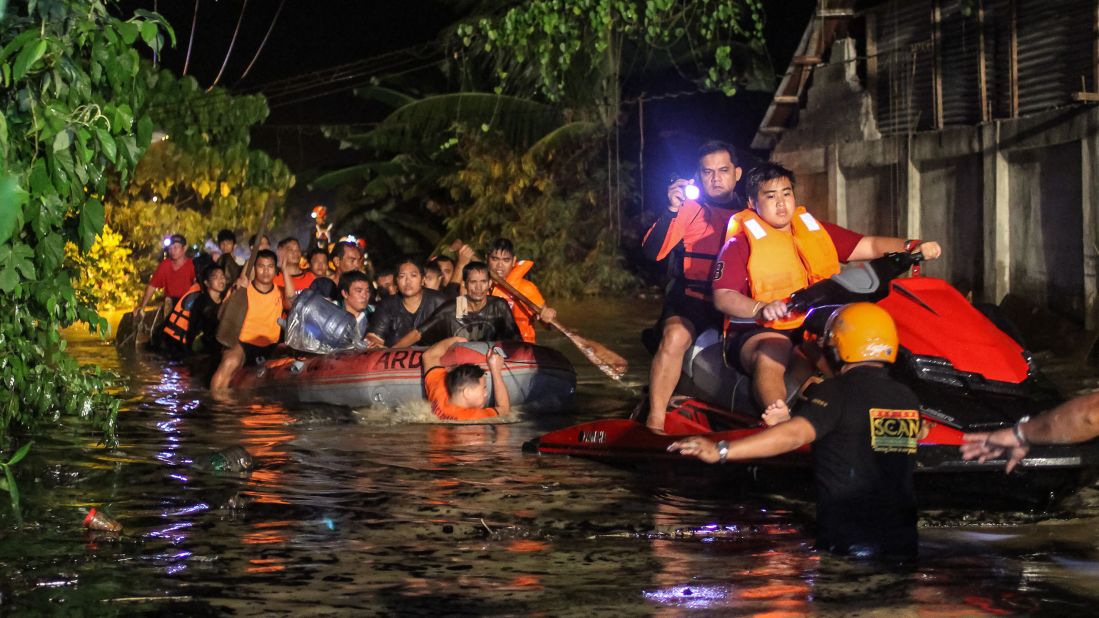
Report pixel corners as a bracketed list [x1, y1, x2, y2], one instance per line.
[311, 205, 327, 220]
[823, 302, 899, 363]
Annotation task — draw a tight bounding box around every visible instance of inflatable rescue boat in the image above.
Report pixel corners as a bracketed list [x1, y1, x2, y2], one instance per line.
[231, 340, 576, 412]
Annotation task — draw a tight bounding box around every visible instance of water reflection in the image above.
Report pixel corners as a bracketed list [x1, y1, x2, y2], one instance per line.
[2, 300, 1099, 614]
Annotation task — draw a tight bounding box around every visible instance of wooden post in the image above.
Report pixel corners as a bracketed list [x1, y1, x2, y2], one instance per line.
[1009, 0, 1018, 118]
[867, 11, 878, 109]
[932, 0, 944, 129]
[977, 0, 989, 122]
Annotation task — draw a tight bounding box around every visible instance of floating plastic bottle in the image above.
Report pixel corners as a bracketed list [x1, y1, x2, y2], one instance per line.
[83, 507, 122, 532]
[206, 445, 254, 473]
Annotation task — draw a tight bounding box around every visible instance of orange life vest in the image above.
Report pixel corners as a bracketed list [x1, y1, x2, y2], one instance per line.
[490, 260, 543, 343]
[730, 206, 841, 329]
[163, 284, 203, 344]
[238, 282, 283, 346]
[644, 200, 738, 300]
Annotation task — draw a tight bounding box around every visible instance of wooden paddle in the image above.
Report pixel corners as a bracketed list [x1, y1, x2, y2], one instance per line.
[216, 198, 276, 346]
[449, 240, 628, 381]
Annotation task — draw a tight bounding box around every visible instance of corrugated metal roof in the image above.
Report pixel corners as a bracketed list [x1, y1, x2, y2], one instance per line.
[1016, 0, 1095, 115]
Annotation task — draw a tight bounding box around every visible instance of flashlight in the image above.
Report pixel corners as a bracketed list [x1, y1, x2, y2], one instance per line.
[684, 184, 700, 201]
[163, 237, 172, 248]
[311, 212, 317, 219]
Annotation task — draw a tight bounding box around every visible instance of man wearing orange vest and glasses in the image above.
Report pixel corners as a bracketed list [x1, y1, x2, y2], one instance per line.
[712, 163, 942, 425]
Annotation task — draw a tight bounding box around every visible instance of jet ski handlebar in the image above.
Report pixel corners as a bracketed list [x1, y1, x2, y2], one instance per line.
[725, 252, 926, 328]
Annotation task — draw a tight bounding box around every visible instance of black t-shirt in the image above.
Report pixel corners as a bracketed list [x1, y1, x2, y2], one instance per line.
[368, 289, 446, 347]
[417, 296, 519, 345]
[186, 291, 221, 352]
[794, 364, 920, 559]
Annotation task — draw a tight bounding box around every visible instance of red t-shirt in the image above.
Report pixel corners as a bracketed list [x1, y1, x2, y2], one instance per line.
[712, 221, 863, 296]
[149, 259, 196, 299]
[424, 366, 498, 421]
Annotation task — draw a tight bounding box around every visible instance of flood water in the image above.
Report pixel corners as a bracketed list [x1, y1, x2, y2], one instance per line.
[4, 298, 1099, 615]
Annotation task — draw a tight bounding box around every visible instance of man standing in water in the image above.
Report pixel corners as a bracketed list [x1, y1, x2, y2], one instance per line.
[642, 141, 746, 433]
[669, 303, 921, 560]
[210, 250, 289, 391]
[133, 234, 196, 317]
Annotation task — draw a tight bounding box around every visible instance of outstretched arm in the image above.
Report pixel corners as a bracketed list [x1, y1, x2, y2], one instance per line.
[668, 417, 817, 463]
[962, 392, 1099, 472]
[848, 236, 942, 262]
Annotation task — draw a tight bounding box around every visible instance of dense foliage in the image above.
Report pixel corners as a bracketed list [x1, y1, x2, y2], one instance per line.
[0, 0, 170, 442]
[455, 0, 767, 106]
[109, 70, 294, 276]
[64, 224, 139, 313]
[442, 128, 637, 295]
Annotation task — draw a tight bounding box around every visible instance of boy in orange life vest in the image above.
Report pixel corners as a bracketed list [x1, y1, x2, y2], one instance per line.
[210, 250, 291, 391]
[642, 141, 746, 434]
[487, 238, 557, 343]
[712, 163, 942, 425]
[421, 336, 510, 421]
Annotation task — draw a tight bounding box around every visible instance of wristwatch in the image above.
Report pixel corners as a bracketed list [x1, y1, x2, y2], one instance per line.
[1013, 416, 1031, 447]
[716, 440, 729, 464]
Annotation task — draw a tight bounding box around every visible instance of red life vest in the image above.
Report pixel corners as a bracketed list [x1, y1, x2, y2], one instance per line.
[643, 200, 737, 300]
[163, 284, 203, 344]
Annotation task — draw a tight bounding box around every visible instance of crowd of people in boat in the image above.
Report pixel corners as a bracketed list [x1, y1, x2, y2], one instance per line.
[133, 218, 557, 422]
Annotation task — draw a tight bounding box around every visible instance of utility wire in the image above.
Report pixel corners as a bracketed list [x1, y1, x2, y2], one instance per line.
[235, 0, 285, 85]
[207, 0, 249, 91]
[182, 0, 199, 76]
[240, 42, 438, 96]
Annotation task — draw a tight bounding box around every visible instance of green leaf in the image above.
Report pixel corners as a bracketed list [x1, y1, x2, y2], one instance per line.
[94, 127, 117, 163]
[78, 198, 104, 251]
[12, 39, 47, 82]
[0, 174, 27, 245]
[136, 115, 153, 147]
[0, 268, 17, 293]
[52, 129, 70, 152]
[28, 158, 51, 195]
[4, 465, 18, 511]
[139, 21, 158, 48]
[6, 441, 32, 466]
[117, 22, 139, 45]
[0, 110, 8, 164]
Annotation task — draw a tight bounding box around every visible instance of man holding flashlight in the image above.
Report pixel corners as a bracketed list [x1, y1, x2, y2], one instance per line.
[641, 141, 746, 433]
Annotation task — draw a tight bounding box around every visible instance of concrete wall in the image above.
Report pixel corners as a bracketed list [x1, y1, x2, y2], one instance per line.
[1007, 143, 1084, 321]
[917, 156, 983, 296]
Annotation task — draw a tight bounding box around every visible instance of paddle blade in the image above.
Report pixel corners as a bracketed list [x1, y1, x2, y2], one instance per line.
[557, 325, 627, 381]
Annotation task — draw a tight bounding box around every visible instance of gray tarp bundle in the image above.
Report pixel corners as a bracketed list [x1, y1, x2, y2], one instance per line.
[284, 289, 367, 354]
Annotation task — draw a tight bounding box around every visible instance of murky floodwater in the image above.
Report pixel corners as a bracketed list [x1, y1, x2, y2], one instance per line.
[3, 298, 1099, 615]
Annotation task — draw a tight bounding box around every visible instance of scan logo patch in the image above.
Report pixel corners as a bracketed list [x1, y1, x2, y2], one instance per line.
[869, 408, 920, 454]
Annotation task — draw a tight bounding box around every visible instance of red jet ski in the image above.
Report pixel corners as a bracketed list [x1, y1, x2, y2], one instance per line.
[530, 253, 1099, 506]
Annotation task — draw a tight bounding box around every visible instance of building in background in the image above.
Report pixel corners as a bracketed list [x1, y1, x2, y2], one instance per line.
[754, 0, 1099, 328]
